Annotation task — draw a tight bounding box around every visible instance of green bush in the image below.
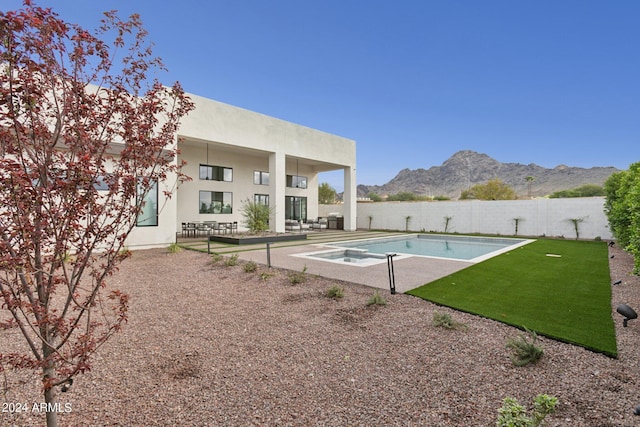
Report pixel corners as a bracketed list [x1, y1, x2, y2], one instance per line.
[210, 253, 223, 264]
[367, 291, 387, 306]
[288, 265, 308, 284]
[432, 311, 467, 330]
[167, 243, 181, 253]
[325, 285, 344, 299]
[224, 253, 239, 267]
[604, 163, 640, 273]
[243, 260, 258, 273]
[497, 394, 558, 427]
[240, 198, 272, 233]
[259, 271, 274, 281]
[507, 328, 544, 366]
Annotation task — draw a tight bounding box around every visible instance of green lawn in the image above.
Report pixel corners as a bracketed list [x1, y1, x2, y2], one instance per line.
[407, 239, 617, 357]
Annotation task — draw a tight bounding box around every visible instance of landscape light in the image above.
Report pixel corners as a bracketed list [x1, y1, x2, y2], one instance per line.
[616, 304, 638, 327]
[386, 253, 397, 295]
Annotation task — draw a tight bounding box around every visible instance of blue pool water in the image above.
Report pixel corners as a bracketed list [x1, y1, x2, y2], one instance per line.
[328, 234, 529, 261]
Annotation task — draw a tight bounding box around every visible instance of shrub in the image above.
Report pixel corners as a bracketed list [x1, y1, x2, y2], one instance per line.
[224, 253, 239, 267]
[496, 394, 558, 427]
[210, 253, 223, 264]
[240, 198, 272, 233]
[507, 328, 544, 366]
[326, 285, 344, 299]
[432, 311, 467, 330]
[259, 271, 274, 281]
[243, 260, 258, 273]
[367, 291, 387, 306]
[167, 243, 182, 253]
[288, 265, 308, 284]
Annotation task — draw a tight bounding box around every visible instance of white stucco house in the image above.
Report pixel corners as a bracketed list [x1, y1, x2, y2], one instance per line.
[126, 92, 357, 249]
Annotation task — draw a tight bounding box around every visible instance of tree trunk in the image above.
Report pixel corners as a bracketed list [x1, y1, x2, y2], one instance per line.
[43, 364, 58, 427]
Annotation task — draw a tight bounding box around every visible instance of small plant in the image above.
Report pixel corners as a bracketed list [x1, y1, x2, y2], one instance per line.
[506, 328, 544, 366]
[325, 285, 344, 299]
[167, 242, 182, 253]
[61, 251, 74, 263]
[513, 217, 524, 236]
[224, 253, 239, 267]
[367, 290, 387, 306]
[568, 217, 585, 240]
[259, 271, 274, 281]
[241, 198, 273, 233]
[497, 394, 558, 427]
[432, 311, 467, 330]
[443, 215, 453, 233]
[210, 253, 223, 264]
[288, 265, 308, 284]
[243, 260, 258, 273]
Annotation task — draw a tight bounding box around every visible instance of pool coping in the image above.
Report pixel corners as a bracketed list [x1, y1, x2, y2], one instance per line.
[195, 231, 535, 293]
[234, 239, 477, 293]
[291, 234, 534, 267]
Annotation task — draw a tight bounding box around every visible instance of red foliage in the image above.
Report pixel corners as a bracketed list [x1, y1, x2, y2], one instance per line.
[0, 0, 194, 403]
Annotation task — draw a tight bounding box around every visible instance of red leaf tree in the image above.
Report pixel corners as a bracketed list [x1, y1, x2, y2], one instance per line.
[0, 2, 194, 425]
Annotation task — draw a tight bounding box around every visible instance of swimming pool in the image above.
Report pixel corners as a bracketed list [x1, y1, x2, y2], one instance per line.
[295, 234, 533, 266]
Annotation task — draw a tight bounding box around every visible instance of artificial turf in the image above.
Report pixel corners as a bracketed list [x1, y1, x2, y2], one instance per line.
[406, 239, 617, 357]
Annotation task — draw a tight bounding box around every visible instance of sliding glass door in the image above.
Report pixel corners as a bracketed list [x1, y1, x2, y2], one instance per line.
[285, 196, 307, 222]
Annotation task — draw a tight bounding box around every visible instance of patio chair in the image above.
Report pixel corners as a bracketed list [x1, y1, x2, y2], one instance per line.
[225, 221, 238, 234]
[196, 223, 211, 236]
[182, 222, 196, 237]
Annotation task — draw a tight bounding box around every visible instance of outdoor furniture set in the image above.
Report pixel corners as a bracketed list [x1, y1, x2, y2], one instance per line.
[181, 221, 237, 237]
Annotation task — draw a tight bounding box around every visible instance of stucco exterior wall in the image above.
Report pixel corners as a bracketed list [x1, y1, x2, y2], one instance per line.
[121, 92, 356, 248]
[174, 94, 356, 234]
[320, 197, 613, 240]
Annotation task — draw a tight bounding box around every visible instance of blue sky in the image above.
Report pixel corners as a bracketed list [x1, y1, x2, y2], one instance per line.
[4, 1, 639, 191]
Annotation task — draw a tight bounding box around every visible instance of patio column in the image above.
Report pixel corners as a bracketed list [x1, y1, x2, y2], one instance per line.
[342, 165, 357, 231]
[269, 151, 286, 233]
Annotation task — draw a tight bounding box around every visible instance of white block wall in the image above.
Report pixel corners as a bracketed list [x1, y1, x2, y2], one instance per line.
[319, 197, 613, 240]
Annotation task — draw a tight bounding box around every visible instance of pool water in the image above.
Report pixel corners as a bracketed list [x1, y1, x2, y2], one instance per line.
[296, 234, 532, 266]
[308, 249, 387, 266]
[336, 235, 529, 261]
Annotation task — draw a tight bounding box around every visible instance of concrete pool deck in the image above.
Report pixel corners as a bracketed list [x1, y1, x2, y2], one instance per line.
[238, 243, 474, 293]
[187, 230, 477, 293]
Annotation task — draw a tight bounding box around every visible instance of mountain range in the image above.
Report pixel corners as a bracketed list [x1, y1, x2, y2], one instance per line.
[356, 150, 620, 199]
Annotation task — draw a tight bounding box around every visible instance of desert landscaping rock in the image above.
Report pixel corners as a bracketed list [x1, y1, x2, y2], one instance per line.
[1, 243, 639, 426]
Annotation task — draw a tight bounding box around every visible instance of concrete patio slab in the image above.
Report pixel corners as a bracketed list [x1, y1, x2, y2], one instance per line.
[234, 238, 474, 294]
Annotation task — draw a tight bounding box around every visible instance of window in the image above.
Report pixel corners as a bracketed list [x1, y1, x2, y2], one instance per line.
[94, 174, 112, 191]
[136, 178, 158, 227]
[199, 164, 232, 181]
[199, 191, 233, 214]
[285, 196, 307, 222]
[286, 175, 307, 189]
[254, 194, 269, 206]
[253, 171, 269, 185]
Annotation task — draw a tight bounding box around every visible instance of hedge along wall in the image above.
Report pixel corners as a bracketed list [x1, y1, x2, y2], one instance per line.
[319, 197, 613, 240]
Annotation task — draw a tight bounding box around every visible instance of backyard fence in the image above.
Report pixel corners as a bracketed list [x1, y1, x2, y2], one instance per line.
[319, 197, 613, 240]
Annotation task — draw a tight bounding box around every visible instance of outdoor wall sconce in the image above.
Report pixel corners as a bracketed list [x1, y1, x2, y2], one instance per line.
[617, 304, 638, 327]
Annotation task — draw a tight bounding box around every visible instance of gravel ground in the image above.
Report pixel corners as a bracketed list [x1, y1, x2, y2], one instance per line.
[2, 242, 640, 426]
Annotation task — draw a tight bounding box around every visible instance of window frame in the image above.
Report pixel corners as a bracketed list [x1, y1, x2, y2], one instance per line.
[136, 178, 158, 227]
[199, 190, 233, 214]
[286, 174, 307, 189]
[253, 170, 270, 186]
[199, 164, 233, 182]
[254, 194, 269, 206]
